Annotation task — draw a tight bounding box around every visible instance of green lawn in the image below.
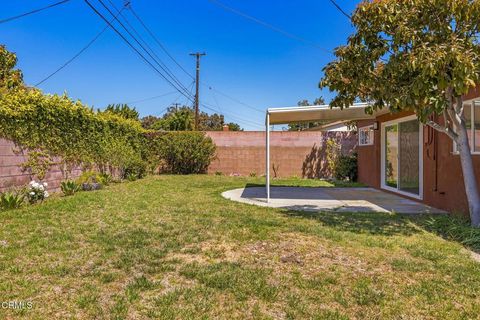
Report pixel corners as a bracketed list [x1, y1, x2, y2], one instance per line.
[0, 175, 479, 319]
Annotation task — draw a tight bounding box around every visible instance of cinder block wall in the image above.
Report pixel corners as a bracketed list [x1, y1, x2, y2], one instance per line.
[0, 131, 357, 192]
[0, 139, 81, 192]
[206, 131, 357, 177]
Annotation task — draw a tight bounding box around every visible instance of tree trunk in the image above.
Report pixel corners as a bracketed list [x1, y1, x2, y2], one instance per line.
[455, 113, 480, 227]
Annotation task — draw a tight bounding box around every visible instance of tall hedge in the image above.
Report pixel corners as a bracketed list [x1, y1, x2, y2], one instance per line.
[149, 131, 216, 174]
[0, 89, 147, 178]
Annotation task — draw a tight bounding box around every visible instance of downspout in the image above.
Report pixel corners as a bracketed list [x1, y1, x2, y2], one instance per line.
[266, 111, 270, 203]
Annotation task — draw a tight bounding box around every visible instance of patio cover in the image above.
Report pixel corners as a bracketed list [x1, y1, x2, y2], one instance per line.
[264, 103, 389, 202]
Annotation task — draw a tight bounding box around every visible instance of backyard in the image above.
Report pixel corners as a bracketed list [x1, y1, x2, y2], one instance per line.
[1, 175, 479, 319]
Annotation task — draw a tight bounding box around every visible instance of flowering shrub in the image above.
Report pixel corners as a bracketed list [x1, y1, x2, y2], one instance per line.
[27, 181, 49, 204]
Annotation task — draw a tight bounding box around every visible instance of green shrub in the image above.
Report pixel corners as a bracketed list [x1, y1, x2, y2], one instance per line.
[325, 138, 341, 176]
[123, 157, 147, 180]
[151, 132, 216, 174]
[77, 171, 100, 185]
[98, 173, 113, 186]
[334, 153, 358, 182]
[60, 180, 81, 196]
[77, 171, 102, 191]
[0, 191, 25, 210]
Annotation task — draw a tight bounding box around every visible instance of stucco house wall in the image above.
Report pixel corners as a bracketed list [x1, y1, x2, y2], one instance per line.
[356, 93, 480, 216]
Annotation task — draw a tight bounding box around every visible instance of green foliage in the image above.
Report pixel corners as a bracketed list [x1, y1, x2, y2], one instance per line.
[99, 138, 147, 180]
[19, 150, 53, 181]
[152, 105, 242, 131]
[319, 0, 480, 225]
[0, 89, 147, 179]
[61, 180, 81, 196]
[320, 0, 480, 122]
[154, 107, 193, 131]
[151, 131, 216, 174]
[126, 172, 138, 182]
[334, 153, 358, 182]
[325, 138, 341, 176]
[123, 157, 147, 180]
[226, 122, 242, 131]
[420, 215, 480, 252]
[98, 173, 113, 186]
[0, 191, 24, 210]
[141, 115, 160, 129]
[0, 45, 23, 95]
[102, 104, 139, 121]
[77, 171, 101, 185]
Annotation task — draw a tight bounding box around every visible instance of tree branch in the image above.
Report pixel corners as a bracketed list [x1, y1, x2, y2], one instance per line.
[426, 119, 457, 141]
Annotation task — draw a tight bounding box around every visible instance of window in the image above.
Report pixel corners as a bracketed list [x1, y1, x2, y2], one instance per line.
[359, 125, 374, 146]
[454, 101, 480, 154]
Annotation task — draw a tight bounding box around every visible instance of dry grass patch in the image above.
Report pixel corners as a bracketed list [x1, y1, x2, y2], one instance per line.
[0, 175, 479, 319]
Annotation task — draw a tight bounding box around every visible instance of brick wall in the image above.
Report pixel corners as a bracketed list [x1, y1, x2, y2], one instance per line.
[206, 131, 357, 178]
[0, 139, 82, 192]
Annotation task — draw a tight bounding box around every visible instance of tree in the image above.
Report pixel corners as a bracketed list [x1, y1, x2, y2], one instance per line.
[320, 0, 480, 226]
[288, 97, 326, 131]
[0, 45, 23, 95]
[141, 115, 160, 129]
[227, 122, 242, 131]
[154, 107, 193, 131]
[153, 105, 242, 131]
[103, 104, 139, 121]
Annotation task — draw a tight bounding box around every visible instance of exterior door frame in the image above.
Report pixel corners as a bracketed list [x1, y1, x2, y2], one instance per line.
[380, 115, 424, 200]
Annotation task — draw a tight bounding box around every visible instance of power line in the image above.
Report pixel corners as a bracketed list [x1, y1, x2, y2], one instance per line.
[104, 0, 192, 98]
[207, 0, 331, 54]
[96, 0, 194, 100]
[124, 3, 265, 119]
[85, 0, 263, 129]
[35, 5, 128, 86]
[128, 6, 195, 80]
[0, 0, 71, 24]
[208, 86, 264, 113]
[329, 0, 352, 20]
[201, 102, 264, 128]
[125, 91, 177, 104]
[84, 0, 195, 104]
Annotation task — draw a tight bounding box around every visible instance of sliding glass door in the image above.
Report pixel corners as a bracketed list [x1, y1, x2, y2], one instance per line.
[382, 117, 422, 198]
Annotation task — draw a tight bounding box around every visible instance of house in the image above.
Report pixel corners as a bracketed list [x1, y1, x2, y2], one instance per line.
[265, 88, 480, 215]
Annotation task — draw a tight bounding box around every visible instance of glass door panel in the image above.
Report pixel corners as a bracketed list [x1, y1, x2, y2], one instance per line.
[398, 120, 420, 195]
[385, 124, 398, 188]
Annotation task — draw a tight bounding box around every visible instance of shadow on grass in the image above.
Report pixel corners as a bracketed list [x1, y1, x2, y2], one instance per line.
[410, 215, 480, 253]
[245, 180, 364, 189]
[282, 210, 420, 236]
[281, 209, 480, 253]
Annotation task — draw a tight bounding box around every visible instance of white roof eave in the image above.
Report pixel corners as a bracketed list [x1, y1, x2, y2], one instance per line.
[266, 103, 389, 125]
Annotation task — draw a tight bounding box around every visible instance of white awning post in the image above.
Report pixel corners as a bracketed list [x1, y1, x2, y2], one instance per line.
[266, 111, 270, 203]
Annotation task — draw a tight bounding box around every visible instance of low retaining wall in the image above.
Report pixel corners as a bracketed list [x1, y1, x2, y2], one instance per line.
[206, 131, 357, 178]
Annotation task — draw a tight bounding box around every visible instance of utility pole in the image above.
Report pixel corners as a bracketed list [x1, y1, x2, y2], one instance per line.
[189, 52, 206, 130]
[171, 103, 181, 111]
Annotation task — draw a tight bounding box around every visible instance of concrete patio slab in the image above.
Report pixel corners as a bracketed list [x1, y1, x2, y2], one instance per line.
[222, 186, 446, 214]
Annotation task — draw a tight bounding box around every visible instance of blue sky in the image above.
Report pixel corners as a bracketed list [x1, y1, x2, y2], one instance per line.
[1, 0, 358, 130]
